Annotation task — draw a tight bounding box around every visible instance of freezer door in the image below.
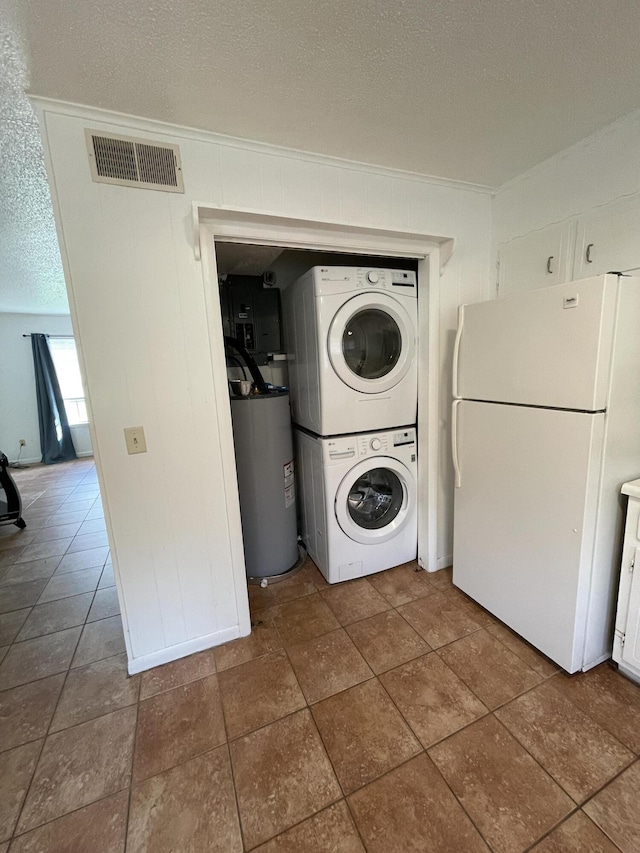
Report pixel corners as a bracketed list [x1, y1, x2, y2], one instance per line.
[456, 276, 618, 411]
[453, 401, 605, 673]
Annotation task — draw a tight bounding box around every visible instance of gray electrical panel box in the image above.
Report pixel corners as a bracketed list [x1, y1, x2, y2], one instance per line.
[220, 275, 282, 365]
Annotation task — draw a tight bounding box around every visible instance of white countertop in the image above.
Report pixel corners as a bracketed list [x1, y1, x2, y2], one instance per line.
[622, 478, 640, 499]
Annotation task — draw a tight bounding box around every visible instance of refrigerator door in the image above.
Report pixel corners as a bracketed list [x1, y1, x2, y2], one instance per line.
[453, 401, 605, 672]
[455, 276, 618, 411]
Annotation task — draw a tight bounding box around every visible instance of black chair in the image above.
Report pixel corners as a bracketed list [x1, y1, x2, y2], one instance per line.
[0, 452, 26, 529]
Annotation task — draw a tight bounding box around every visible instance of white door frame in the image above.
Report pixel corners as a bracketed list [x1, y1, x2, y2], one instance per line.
[195, 204, 451, 637]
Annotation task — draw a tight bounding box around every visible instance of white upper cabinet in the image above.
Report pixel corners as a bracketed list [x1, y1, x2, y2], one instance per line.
[574, 195, 640, 279]
[498, 221, 573, 297]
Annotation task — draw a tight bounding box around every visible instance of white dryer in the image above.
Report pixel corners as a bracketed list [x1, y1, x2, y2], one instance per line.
[284, 266, 417, 435]
[295, 426, 417, 583]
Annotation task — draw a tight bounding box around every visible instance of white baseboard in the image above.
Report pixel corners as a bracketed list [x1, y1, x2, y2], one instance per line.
[432, 555, 453, 571]
[127, 625, 241, 674]
[8, 452, 93, 465]
[76, 451, 94, 458]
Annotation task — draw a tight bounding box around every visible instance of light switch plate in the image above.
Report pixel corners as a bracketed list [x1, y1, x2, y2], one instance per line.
[124, 426, 147, 454]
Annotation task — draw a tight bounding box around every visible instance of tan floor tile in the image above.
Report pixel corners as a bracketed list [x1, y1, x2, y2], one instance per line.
[0, 647, 7, 665]
[0, 557, 61, 587]
[0, 627, 81, 691]
[98, 563, 115, 588]
[140, 648, 217, 699]
[438, 629, 543, 709]
[320, 578, 390, 626]
[17, 706, 136, 833]
[57, 500, 93, 513]
[0, 740, 42, 842]
[0, 609, 30, 646]
[0, 579, 48, 615]
[16, 593, 93, 641]
[428, 565, 453, 588]
[346, 609, 430, 674]
[33, 522, 82, 542]
[443, 586, 496, 627]
[214, 618, 282, 672]
[77, 518, 106, 535]
[45, 510, 89, 527]
[38, 567, 101, 603]
[248, 566, 318, 611]
[72, 615, 125, 668]
[0, 531, 35, 552]
[496, 679, 634, 802]
[87, 586, 120, 622]
[348, 752, 489, 853]
[0, 546, 27, 569]
[51, 653, 140, 732]
[127, 746, 242, 853]
[219, 649, 305, 739]
[16, 538, 72, 564]
[380, 652, 488, 748]
[286, 628, 372, 704]
[530, 811, 620, 853]
[253, 801, 365, 853]
[368, 562, 435, 607]
[230, 708, 341, 849]
[133, 674, 226, 782]
[584, 760, 640, 853]
[271, 593, 340, 645]
[10, 790, 129, 853]
[430, 715, 574, 853]
[487, 622, 560, 677]
[552, 664, 640, 752]
[398, 590, 483, 648]
[55, 547, 109, 575]
[311, 679, 421, 794]
[0, 673, 64, 752]
[66, 531, 109, 553]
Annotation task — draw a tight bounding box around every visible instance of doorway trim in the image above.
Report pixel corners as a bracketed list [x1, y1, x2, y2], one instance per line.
[196, 204, 452, 637]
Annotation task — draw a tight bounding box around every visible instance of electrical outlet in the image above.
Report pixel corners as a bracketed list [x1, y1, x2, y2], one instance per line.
[19, 439, 26, 447]
[124, 426, 147, 455]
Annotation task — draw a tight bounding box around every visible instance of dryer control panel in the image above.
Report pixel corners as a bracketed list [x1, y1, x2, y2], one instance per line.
[355, 268, 416, 290]
[324, 427, 416, 463]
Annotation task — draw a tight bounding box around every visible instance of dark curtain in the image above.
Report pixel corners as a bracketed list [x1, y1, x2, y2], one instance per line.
[31, 334, 77, 464]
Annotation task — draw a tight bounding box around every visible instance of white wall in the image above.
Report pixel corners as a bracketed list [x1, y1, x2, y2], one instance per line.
[494, 109, 640, 247]
[38, 101, 492, 672]
[0, 312, 92, 462]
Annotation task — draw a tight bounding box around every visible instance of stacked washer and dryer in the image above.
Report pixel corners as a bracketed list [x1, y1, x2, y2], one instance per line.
[285, 266, 419, 584]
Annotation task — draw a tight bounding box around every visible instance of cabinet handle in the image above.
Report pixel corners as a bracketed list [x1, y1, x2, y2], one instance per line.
[546, 256, 554, 274]
[586, 243, 594, 264]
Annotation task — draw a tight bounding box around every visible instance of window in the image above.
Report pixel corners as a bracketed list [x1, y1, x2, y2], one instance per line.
[48, 338, 88, 425]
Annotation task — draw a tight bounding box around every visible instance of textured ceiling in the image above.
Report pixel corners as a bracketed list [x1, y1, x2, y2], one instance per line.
[2, 0, 640, 313]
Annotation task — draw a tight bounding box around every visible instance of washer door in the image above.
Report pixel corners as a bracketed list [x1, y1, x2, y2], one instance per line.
[335, 457, 415, 545]
[328, 293, 415, 394]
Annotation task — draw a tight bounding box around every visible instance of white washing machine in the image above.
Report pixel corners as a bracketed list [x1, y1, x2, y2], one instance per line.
[295, 426, 418, 583]
[284, 266, 418, 435]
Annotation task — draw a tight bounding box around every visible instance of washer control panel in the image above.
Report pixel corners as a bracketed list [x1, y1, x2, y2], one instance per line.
[324, 428, 416, 463]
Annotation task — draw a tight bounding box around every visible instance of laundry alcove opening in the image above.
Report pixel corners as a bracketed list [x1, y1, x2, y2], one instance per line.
[213, 241, 421, 599]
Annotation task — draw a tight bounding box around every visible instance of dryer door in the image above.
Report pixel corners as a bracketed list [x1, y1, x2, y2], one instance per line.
[328, 293, 415, 393]
[335, 457, 415, 545]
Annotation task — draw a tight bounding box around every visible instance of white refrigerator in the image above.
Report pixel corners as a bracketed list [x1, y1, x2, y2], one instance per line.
[452, 274, 640, 673]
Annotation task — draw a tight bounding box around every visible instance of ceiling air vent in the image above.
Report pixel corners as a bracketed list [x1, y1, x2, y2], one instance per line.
[85, 130, 184, 193]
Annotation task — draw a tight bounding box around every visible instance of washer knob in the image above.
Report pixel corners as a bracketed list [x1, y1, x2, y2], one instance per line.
[367, 271, 379, 284]
[370, 438, 382, 451]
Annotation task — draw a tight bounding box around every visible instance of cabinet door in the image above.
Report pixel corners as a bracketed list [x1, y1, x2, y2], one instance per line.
[498, 221, 573, 297]
[574, 195, 640, 279]
[622, 548, 640, 675]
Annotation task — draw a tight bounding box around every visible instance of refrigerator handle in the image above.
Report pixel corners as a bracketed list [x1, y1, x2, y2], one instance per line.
[452, 399, 462, 488]
[452, 305, 464, 399]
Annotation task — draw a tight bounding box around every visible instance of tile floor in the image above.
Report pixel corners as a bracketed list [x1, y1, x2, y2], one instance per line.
[2, 461, 640, 851]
